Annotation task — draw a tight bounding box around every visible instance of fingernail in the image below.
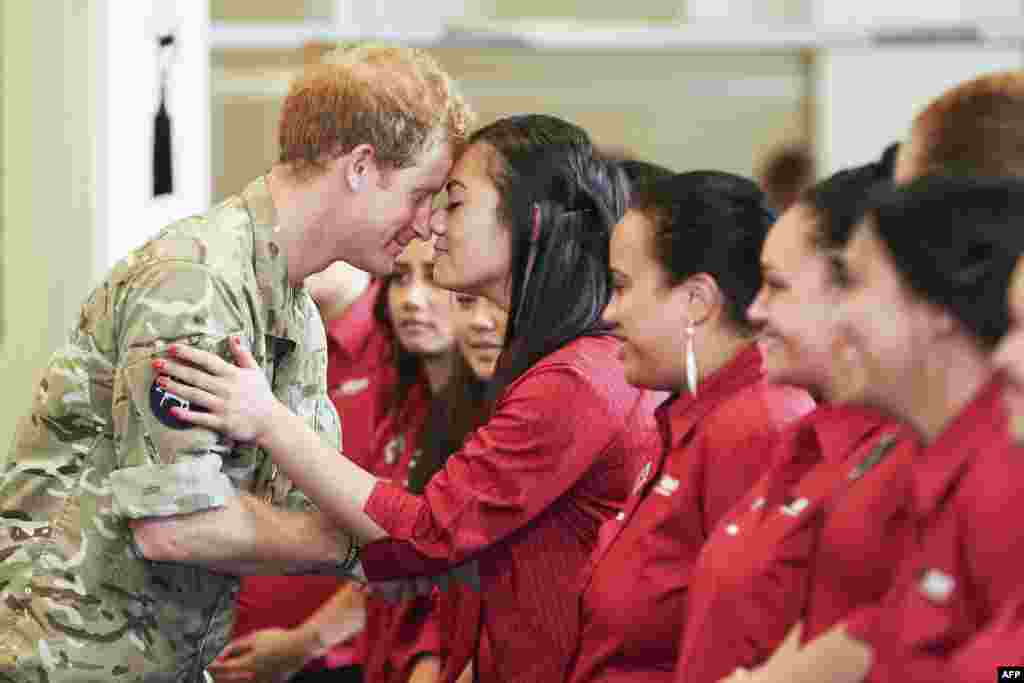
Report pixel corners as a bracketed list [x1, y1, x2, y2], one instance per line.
[167, 345, 177, 356]
[152, 359, 164, 370]
[156, 376, 168, 387]
[232, 336, 241, 346]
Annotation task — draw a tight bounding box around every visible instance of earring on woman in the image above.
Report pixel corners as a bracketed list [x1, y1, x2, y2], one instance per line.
[685, 320, 698, 396]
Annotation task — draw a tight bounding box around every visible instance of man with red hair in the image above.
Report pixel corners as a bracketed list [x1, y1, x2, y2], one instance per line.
[0, 44, 471, 682]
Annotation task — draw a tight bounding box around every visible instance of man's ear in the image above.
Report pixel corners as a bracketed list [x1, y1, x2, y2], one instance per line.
[343, 144, 378, 192]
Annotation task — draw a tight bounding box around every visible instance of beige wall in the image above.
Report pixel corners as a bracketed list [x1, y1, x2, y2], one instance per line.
[213, 47, 808, 201]
[0, 2, 99, 450]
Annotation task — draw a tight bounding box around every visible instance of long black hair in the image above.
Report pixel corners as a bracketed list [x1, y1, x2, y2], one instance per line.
[865, 174, 1024, 350]
[469, 115, 629, 399]
[372, 276, 452, 423]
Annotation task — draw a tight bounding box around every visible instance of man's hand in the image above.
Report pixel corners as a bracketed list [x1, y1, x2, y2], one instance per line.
[208, 628, 313, 683]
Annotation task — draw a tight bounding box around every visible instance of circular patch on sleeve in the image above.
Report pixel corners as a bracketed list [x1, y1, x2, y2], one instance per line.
[150, 381, 207, 430]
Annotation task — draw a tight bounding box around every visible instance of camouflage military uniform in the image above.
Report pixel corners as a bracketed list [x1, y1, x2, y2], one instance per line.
[0, 177, 341, 682]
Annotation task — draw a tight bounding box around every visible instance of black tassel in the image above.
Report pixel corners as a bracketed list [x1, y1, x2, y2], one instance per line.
[153, 34, 175, 197]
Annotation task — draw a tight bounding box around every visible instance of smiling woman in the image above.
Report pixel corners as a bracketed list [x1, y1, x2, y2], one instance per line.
[564, 172, 814, 683]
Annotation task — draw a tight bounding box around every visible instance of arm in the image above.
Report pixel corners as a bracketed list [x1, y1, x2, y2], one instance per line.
[207, 582, 366, 683]
[158, 342, 619, 577]
[131, 493, 356, 575]
[721, 623, 871, 683]
[154, 337, 388, 543]
[408, 655, 442, 683]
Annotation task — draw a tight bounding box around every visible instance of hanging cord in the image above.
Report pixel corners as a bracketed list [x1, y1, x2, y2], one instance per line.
[153, 34, 175, 197]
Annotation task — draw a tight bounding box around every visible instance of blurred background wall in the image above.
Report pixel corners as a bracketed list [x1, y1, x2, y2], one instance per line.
[1, 0, 1022, 446]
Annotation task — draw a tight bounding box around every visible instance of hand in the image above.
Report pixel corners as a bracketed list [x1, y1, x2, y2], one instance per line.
[718, 622, 804, 683]
[455, 662, 474, 683]
[155, 336, 279, 444]
[719, 668, 753, 683]
[408, 655, 441, 683]
[208, 628, 312, 683]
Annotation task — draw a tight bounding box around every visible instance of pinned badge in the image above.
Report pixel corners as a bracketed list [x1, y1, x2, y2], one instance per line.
[150, 382, 206, 430]
[654, 474, 680, 497]
[780, 497, 809, 517]
[919, 568, 955, 604]
[337, 378, 370, 396]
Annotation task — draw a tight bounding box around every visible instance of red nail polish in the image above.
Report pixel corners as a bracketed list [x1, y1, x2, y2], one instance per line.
[167, 345, 177, 356]
[152, 359, 164, 370]
[156, 376, 167, 387]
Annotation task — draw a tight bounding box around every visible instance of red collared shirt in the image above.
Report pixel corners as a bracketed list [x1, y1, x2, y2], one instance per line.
[326, 279, 396, 465]
[360, 335, 665, 683]
[948, 586, 1024, 679]
[233, 282, 393, 670]
[846, 376, 1024, 682]
[355, 380, 444, 683]
[566, 345, 815, 683]
[674, 406, 917, 683]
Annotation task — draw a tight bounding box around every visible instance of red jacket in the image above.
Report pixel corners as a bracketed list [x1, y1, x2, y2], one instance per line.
[353, 380, 444, 683]
[948, 586, 1024, 680]
[674, 405, 917, 683]
[567, 345, 815, 683]
[846, 376, 1024, 682]
[233, 282, 393, 671]
[360, 335, 664, 683]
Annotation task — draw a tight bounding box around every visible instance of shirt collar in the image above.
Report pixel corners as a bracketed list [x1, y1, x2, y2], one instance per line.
[241, 176, 304, 346]
[655, 343, 765, 449]
[808, 404, 894, 465]
[914, 373, 1010, 518]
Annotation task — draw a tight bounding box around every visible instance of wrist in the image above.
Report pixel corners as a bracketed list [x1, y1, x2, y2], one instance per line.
[287, 623, 328, 662]
[255, 399, 289, 450]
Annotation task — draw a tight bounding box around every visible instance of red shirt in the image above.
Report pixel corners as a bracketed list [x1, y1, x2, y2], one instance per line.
[567, 345, 815, 683]
[353, 380, 444, 683]
[948, 586, 1024, 679]
[326, 279, 397, 465]
[846, 376, 1024, 682]
[233, 282, 393, 670]
[674, 406, 917, 683]
[360, 335, 665, 683]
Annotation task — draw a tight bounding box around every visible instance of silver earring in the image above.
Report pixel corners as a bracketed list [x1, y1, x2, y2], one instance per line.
[685, 322, 698, 396]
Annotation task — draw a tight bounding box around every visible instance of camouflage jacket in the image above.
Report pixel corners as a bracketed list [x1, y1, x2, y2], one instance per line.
[0, 177, 341, 682]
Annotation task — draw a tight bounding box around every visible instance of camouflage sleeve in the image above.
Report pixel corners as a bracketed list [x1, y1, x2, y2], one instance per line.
[106, 260, 250, 519]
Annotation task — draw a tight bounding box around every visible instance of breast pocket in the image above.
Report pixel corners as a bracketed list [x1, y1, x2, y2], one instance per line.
[895, 567, 970, 656]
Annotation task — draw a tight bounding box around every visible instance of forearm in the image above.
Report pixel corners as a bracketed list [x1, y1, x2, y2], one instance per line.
[260, 401, 388, 542]
[292, 582, 367, 652]
[131, 493, 356, 574]
[757, 625, 872, 683]
[408, 654, 442, 683]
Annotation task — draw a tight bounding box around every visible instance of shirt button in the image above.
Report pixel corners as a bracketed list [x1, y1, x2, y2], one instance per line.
[725, 524, 739, 536]
[616, 512, 625, 521]
[790, 497, 809, 513]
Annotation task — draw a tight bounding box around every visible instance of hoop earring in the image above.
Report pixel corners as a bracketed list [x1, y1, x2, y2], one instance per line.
[685, 322, 699, 396]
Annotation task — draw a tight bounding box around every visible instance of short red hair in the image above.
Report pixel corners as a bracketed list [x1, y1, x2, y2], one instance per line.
[906, 71, 1024, 179]
[278, 43, 473, 180]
